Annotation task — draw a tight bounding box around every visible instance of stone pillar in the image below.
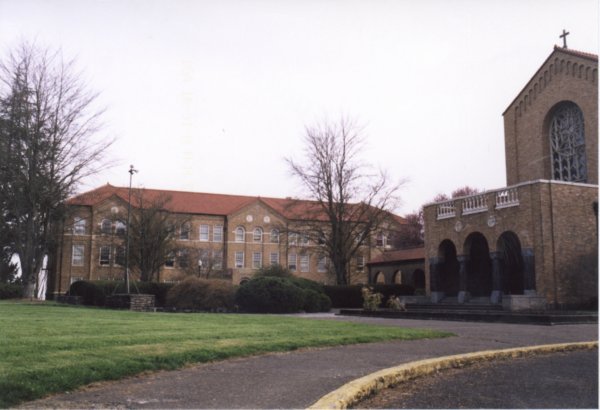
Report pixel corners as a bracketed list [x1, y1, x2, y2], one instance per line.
[490, 251, 503, 304]
[522, 248, 536, 294]
[457, 255, 469, 303]
[429, 257, 444, 303]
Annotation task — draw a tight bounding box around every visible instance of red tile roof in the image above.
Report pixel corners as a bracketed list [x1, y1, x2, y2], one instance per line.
[367, 247, 425, 265]
[68, 184, 406, 223]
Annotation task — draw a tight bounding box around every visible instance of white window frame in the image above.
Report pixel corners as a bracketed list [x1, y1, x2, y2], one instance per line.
[235, 226, 245, 243]
[235, 251, 245, 268]
[180, 223, 191, 240]
[115, 246, 125, 266]
[115, 220, 126, 235]
[99, 246, 111, 266]
[288, 253, 297, 271]
[199, 224, 209, 242]
[253, 227, 263, 242]
[72, 244, 84, 266]
[299, 254, 310, 272]
[213, 225, 223, 242]
[213, 250, 223, 270]
[252, 252, 262, 269]
[270, 252, 280, 266]
[73, 218, 86, 235]
[317, 255, 327, 272]
[300, 234, 309, 246]
[270, 229, 280, 243]
[100, 219, 112, 234]
[289, 232, 298, 246]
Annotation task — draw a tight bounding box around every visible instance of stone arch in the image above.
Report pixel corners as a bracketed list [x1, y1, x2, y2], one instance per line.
[463, 232, 492, 297]
[496, 231, 525, 295]
[374, 271, 386, 284]
[543, 101, 587, 183]
[412, 268, 425, 290]
[436, 239, 460, 296]
[392, 270, 402, 284]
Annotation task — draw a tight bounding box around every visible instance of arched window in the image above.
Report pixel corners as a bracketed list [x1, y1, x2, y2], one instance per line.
[235, 226, 246, 242]
[549, 102, 587, 182]
[253, 227, 263, 242]
[100, 219, 112, 234]
[270, 229, 280, 243]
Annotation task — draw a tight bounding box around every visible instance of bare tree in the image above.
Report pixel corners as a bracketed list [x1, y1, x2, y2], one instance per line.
[128, 190, 177, 282]
[0, 42, 113, 297]
[394, 210, 424, 248]
[287, 117, 402, 285]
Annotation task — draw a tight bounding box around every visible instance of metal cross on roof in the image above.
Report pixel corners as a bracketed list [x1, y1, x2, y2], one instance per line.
[559, 29, 570, 48]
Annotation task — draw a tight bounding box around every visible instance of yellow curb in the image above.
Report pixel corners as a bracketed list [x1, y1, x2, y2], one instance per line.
[308, 341, 598, 409]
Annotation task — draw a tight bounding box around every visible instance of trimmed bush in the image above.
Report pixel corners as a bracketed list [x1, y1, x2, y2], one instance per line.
[166, 277, 235, 311]
[67, 280, 175, 307]
[254, 264, 292, 278]
[324, 284, 415, 308]
[235, 276, 305, 313]
[0, 282, 23, 299]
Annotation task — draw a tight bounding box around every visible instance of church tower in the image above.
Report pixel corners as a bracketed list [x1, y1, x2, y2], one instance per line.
[503, 46, 598, 186]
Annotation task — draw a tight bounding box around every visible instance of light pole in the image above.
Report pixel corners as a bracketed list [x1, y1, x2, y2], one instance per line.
[125, 165, 138, 294]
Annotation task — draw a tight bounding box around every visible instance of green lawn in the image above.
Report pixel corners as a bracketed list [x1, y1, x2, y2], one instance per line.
[0, 301, 452, 407]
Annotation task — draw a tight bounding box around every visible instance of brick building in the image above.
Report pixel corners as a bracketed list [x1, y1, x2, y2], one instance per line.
[49, 184, 404, 295]
[423, 45, 598, 309]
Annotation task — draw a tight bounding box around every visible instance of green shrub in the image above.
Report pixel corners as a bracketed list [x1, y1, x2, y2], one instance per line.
[288, 276, 324, 293]
[0, 282, 23, 299]
[324, 284, 415, 308]
[254, 264, 293, 278]
[235, 276, 305, 313]
[302, 289, 324, 313]
[166, 277, 235, 311]
[67, 281, 106, 306]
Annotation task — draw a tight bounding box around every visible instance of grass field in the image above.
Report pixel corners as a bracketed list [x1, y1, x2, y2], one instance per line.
[0, 301, 452, 407]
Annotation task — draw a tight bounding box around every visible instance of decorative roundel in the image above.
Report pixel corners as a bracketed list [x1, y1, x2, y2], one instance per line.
[454, 220, 463, 233]
[246, 215, 253, 223]
[487, 215, 497, 227]
[263, 216, 271, 223]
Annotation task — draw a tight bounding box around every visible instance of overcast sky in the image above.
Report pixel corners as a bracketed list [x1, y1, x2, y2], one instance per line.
[1, 0, 598, 215]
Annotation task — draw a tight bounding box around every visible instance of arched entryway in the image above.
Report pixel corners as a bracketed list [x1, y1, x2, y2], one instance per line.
[464, 232, 493, 297]
[437, 240, 460, 296]
[497, 231, 525, 295]
[374, 271, 385, 284]
[393, 270, 402, 284]
[412, 268, 425, 290]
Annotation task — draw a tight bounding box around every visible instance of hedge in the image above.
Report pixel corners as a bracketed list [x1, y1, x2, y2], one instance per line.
[0, 282, 24, 299]
[165, 277, 235, 311]
[324, 284, 415, 308]
[67, 280, 175, 307]
[235, 276, 305, 313]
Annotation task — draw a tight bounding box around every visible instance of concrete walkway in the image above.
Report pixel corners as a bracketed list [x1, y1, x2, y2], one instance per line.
[20, 314, 598, 409]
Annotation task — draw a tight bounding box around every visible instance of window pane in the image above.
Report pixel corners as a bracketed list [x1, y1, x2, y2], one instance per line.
[235, 227, 245, 242]
[100, 219, 112, 234]
[235, 251, 244, 268]
[73, 218, 86, 235]
[317, 255, 327, 272]
[270, 252, 279, 266]
[300, 254, 309, 272]
[288, 253, 297, 271]
[253, 228, 263, 242]
[72, 245, 84, 266]
[270, 229, 279, 243]
[100, 246, 111, 266]
[213, 225, 223, 242]
[200, 224, 209, 241]
[180, 223, 191, 240]
[253, 252, 262, 269]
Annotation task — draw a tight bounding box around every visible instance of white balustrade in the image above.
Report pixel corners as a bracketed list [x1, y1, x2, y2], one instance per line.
[437, 201, 456, 219]
[495, 188, 520, 209]
[462, 194, 488, 215]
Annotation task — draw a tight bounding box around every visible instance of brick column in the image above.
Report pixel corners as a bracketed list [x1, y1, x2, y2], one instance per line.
[429, 256, 444, 303]
[522, 248, 536, 294]
[457, 255, 469, 303]
[490, 251, 503, 304]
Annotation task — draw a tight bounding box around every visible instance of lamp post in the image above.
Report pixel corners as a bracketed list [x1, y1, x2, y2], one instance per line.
[125, 165, 138, 294]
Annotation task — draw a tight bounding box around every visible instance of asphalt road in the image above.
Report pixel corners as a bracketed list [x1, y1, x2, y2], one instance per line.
[356, 349, 598, 409]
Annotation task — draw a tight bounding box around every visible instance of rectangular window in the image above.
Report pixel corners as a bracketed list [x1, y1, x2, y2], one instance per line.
[72, 245, 84, 266]
[289, 232, 297, 246]
[199, 224, 209, 241]
[300, 234, 309, 246]
[235, 251, 244, 268]
[180, 223, 191, 240]
[178, 249, 189, 268]
[270, 252, 279, 266]
[356, 255, 365, 272]
[99, 246, 111, 266]
[213, 250, 223, 270]
[300, 254, 310, 272]
[317, 255, 327, 272]
[165, 252, 175, 268]
[115, 246, 125, 266]
[73, 218, 86, 235]
[288, 253, 297, 271]
[213, 225, 223, 242]
[270, 229, 279, 243]
[253, 252, 262, 269]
